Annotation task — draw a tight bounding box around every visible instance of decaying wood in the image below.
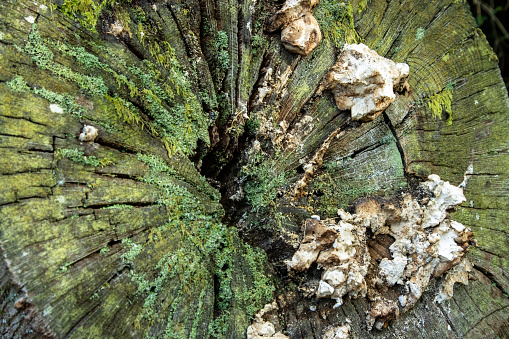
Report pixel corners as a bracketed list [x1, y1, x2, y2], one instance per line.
[0, 0, 508, 338]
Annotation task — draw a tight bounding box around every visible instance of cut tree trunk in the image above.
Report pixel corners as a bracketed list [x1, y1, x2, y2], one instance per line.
[0, 0, 508, 338]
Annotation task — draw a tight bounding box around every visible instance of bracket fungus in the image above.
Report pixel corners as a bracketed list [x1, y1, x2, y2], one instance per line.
[318, 43, 410, 121]
[285, 175, 476, 330]
[247, 302, 289, 339]
[268, 0, 322, 55]
[79, 125, 98, 143]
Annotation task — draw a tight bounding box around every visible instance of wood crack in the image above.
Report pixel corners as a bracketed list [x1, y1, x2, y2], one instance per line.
[0, 115, 49, 128]
[463, 304, 509, 337]
[383, 111, 407, 172]
[84, 201, 158, 210]
[437, 302, 461, 338]
[62, 303, 101, 339]
[473, 265, 509, 296]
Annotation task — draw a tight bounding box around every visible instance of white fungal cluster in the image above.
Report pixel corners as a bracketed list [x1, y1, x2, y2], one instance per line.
[247, 302, 289, 339]
[322, 323, 351, 339]
[79, 125, 98, 143]
[319, 44, 410, 122]
[285, 175, 476, 330]
[285, 213, 370, 308]
[267, 0, 322, 55]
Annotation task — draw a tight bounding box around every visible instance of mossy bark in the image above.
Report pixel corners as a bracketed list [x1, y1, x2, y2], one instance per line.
[0, 0, 508, 338]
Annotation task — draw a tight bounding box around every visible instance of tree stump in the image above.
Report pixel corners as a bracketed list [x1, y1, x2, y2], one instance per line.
[0, 0, 508, 338]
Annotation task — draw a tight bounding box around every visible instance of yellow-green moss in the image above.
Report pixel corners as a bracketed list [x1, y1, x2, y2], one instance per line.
[8, 23, 210, 157]
[20, 24, 108, 96]
[6, 75, 86, 116]
[315, 0, 361, 48]
[60, 0, 128, 31]
[57, 148, 114, 167]
[427, 82, 454, 125]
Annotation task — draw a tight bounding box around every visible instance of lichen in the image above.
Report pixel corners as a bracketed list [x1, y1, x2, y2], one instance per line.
[215, 31, 230, 71]
[21, 24, 108, 96]
[122, 153, 274, 338]
[10, 23, 210, 157]
[415, 27, 425, 41]
[239, 244, 276, 317]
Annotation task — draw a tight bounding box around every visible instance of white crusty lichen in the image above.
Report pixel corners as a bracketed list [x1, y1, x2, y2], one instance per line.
[79, 125, 98, 143]
[318, 43, 410, 122]
[267, 0, 322, 55]
[285, 174, 476, 330]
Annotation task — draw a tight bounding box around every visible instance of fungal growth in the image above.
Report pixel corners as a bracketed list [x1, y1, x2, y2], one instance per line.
[285, 175, 476, 330]
[79, 125, 98, 143]
[322, 323, 351, 339]
[318, 43, 410, 121]
[247, 302, 290, 339]
[268, 0, 322, 55]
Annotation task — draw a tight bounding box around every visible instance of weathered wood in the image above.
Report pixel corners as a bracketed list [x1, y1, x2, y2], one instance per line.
[0, 0, 508, 338]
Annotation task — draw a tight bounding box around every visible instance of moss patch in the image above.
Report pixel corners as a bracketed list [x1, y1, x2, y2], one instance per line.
[315, 0, 361, 48]
[427, 82, 455, 125]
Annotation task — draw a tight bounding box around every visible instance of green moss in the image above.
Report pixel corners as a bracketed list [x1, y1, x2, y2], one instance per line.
[357, 0, 368, 13]
[116, 7, 132, 37]
[215, 31, 230, 70]
[57, 148, 113, 167]
[6, 75, 85, 116]
[20, 24, 108, 96]
[60, 0, 130, 31]
[242, 155, 288, 212]
[315, 0, 360, 48]
[105, 95, 148, 130]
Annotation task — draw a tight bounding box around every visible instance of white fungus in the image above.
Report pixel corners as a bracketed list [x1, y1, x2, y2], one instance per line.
[284, 175, 476, 330]
[49, 104, 64, 114]
[319, 43, 410, 122]
[79, 125, 98, 143]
